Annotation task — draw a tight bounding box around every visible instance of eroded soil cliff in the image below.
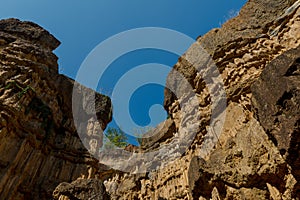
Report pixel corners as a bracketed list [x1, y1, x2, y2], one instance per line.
[0, 0, 300, 199]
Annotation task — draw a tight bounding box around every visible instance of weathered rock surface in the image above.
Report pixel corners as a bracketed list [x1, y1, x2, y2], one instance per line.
[53, 179, 109, 200]
[252, 45, 300, 197]
[0, 18, 112, 199]
[104, 0, 300, 199]
[188, 103, 293, 200]
[140, 118, 175, 150]
[1, 0, 300, 199]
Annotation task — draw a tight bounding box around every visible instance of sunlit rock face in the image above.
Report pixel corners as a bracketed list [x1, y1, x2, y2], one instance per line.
[0, 18, 112, 199]
[103, 0, 300, 199]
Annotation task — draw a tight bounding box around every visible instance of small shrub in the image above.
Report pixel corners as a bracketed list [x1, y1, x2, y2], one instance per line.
[104, 127, 128, 149]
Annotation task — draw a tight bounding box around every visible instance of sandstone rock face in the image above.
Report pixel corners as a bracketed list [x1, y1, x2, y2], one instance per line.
[188, 103, 292, 199]
[0, 19, 112, 199]
[53, 179, 109, 200]
[140, 118, 175, 150]
[1, 0, 300, 199]
[103, 0, 300, 199]
[252, 46, 300, 196]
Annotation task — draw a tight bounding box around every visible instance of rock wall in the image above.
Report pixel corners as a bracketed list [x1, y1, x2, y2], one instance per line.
[0, 0, 300, 199]
[103, 0, 300, 199]
[0, 19, 112, 199]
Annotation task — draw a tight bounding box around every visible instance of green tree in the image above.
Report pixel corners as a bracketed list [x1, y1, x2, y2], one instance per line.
[104, 127, 128, 149]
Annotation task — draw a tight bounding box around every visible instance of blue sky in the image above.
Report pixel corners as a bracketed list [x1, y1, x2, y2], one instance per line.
[0, 0, 246, 145]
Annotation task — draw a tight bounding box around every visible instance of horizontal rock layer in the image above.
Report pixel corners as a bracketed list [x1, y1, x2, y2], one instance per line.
[104, 0, 300, 199]
[0, 18, 112, 199]
[1, 0, 300, 199]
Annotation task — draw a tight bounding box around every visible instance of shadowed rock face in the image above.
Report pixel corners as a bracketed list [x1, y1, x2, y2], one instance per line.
[0, 18, 112, 199]
[252, 46, 300, 154]
[140, 118, 176, 150]
[252, 46, 300, 195]
[53, 179, 110, 200]
[0, 18, 60, 51]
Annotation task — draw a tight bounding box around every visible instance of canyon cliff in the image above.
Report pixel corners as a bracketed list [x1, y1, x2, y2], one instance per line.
[0, 19, 112, 199]
[0, 0, 300, 199]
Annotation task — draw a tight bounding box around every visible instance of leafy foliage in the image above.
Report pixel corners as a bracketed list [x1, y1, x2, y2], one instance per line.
[104, 127, 128, 149]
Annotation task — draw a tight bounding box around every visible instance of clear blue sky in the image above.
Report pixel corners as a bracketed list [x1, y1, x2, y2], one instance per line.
[0, 0, 246, 145]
